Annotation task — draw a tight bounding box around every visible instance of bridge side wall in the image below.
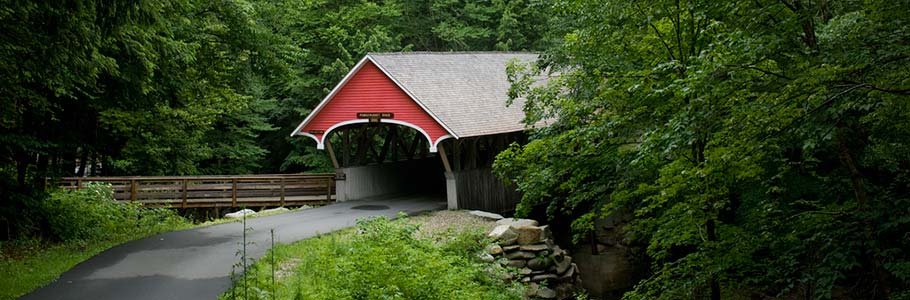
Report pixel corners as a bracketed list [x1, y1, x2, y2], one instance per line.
[336, 158, 445, 201]
[452, 168, 522, 214]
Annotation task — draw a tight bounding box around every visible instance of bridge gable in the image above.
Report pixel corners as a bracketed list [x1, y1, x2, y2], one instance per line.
[294, 59, 452, 152]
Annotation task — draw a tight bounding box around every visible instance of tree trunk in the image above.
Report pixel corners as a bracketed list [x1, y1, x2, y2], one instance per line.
[707, 218, 721, 300]
[76, 148, 89, 177]
[36, 153, 49, 190]
[835, 126, 868, 210]
[15, 152, 28, 190]
[836, 125, 891, 298]
[90, 153, 100, 176]
[694, 135, 720, 300]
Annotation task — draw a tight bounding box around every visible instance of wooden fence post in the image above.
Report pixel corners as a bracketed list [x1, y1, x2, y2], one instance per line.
[77, 178, 83, 190]
[326, 178, 332, 201]
[130, 179, 137, 202]
[231, 178, 238, 207]
[279, 178, 286, 207]
[182, 179, 188, 208]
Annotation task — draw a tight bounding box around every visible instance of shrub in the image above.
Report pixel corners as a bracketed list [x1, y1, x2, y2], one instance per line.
[224, 216, 522, 300]
[293, 217, 520, 300]
[41, 183, 188, 242]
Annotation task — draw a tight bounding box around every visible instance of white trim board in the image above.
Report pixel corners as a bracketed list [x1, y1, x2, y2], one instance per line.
[290, 56, 370, 137]
[302, 119, 441, 153]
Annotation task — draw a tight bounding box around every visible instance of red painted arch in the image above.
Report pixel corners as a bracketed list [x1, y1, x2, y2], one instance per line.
[295, 60, 452, 152]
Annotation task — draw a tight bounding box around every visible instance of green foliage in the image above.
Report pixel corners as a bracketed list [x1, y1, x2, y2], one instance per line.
[496, 0, 910, 298]
[0, 237, 129, 300]
[1, 183, 190, 299]
[1, 0, 282, 179]
[393, 0, 556, 51]
[41, 183, 189, 242]
[222, 216, 521, 300]
[0, 0, 556, 240]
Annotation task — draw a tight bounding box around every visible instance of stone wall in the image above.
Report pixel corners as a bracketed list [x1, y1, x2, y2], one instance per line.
[570, 212, 644, 299]
[483, 216, 581, 299]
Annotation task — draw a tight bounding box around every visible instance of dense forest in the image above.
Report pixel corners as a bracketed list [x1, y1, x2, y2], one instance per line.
[0, 0, 554, 237]
[2, 0, 909, 299]
[495, 0, 910, 299]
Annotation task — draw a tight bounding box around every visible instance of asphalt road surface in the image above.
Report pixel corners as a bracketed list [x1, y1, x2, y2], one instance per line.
[22, 194, 446, 300]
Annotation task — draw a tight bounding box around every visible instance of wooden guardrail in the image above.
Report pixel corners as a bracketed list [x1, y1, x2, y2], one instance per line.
[57, 174, 336, 208]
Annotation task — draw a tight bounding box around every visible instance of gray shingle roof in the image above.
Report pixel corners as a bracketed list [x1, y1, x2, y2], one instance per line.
[367, 52, 539, 138]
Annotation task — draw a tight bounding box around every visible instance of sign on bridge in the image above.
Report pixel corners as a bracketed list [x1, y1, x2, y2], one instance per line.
[357, 112, 394, 122]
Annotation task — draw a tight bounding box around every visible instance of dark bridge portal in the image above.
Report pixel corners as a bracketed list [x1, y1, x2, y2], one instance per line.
[292, 52, 543, 213]
[327, 123, 446, 202]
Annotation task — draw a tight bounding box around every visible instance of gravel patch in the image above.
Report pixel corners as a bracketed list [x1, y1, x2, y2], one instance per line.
[409, 210, 498, 240]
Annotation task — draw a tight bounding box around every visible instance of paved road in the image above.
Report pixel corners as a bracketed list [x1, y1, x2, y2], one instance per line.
[23, 194, 446, 300]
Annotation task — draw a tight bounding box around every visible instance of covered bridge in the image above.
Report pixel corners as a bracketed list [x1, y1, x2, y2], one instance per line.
[292, 52, 541, 213]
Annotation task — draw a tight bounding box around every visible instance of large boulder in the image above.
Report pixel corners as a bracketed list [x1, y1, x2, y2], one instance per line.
[488, 224, 519, 245]
[488, 244, 504, 255]
[555, 255, 573, 274]
[506, 259, 527, 268]
[505, 251, 536, 260]
[539, 225, 553, 241]
[573, 235, 643, 298]
[520, 244, 550, 252]
[479, 253, 495, 263]
[558, 263, 577, 281]
[537, 287, 557, 299]
[502, 245, 521, 252]
[469, 210, 504, 220]
[496, 218, 538, 227]
[525, 283, 540, 298]
[527, 257, 552, 270]
[225, 209, 255, 219]
[512, 225, 544, 245]
[531, 274, 558, 282]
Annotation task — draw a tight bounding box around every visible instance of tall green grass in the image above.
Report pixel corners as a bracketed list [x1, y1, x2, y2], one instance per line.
[222, 215, 522, 300]
[0, 183, 190, 299]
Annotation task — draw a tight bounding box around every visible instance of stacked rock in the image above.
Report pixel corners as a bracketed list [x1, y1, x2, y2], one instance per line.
[486, 218, 580, 299]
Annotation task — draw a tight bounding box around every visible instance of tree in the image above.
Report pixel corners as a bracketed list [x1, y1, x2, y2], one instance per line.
[496, 0, 910, 298]
[0, 0, 556, 239]
[0, 0, 294, 237]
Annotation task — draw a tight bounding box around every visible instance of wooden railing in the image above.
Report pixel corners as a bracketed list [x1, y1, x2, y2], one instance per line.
[57, 174, 336, 208]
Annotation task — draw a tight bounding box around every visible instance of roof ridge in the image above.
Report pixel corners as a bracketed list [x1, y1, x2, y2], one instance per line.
[367, 51, 537, 56]
[361, 52, 544, 139]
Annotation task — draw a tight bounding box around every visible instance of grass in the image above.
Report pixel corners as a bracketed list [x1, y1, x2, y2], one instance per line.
[221, 211, 523, 300]
[0, 204, 310, 300]
[0, 215, 195, 300]
[0, 237, 137, 299]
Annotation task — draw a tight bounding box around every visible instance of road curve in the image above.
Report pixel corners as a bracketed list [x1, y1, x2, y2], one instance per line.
[22, 194, 446, 300]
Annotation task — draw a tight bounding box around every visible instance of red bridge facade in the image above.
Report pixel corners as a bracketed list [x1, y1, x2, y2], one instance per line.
[294, 59, 452, 152]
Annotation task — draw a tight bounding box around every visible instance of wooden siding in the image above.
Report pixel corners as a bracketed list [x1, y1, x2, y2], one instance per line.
[454, 168, 522, 214]
[300, 61, 449, 145]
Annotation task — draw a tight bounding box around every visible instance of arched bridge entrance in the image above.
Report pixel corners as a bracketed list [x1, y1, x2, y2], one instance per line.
[323, 122, 446, 202]
[292, 52, 541, 213]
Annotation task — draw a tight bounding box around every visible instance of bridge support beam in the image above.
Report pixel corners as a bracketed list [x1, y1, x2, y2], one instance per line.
[438, 144, 457, 210]
[334, 171, 348, 202]
[445, 171, 457, 210]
